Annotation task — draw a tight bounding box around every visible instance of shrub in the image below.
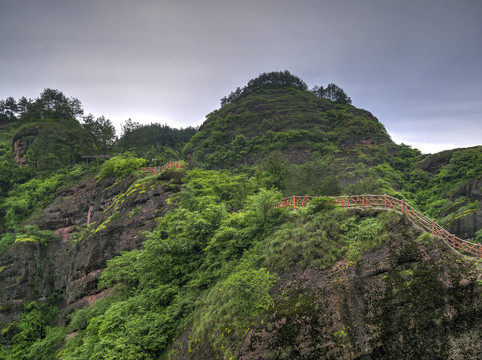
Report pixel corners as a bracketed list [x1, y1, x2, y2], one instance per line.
[191, 263, 275, 358]
[97, 154, 145, 180]
[475, 229, 482, 244]
[305, 196, 336, 214]
[341, 215, 385, 262]
[0, 233, 16, 254]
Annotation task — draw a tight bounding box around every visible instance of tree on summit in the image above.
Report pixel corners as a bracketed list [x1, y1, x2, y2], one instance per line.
[220, 71, 352, 106]
[0, 89, 84, 123]
[311, 83, 352, 105]
[221, 70, 308, 106]
[19, 89, 84, 122]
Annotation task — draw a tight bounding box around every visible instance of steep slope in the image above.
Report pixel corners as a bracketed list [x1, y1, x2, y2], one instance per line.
[403, 146, 482, 240]
[169, 207, 482, 359]
[183, 78, 481, 240]
[0, 169, 182, 341]
[184, 87, 392, 168]
[1, 167, 481, 359]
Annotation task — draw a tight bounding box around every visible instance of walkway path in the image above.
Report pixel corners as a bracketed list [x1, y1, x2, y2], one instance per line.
[276, 194, 482, 258]
[140, 161, 182, 173]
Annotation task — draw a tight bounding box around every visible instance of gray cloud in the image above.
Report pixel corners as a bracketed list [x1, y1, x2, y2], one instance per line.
[1, 0, 481, 153]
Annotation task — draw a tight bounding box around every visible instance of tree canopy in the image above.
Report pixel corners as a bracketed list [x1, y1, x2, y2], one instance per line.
[221, 70, 308, 106]
[117, 120, 197, 156]
[311, 83, 352, 104]
[0, 89, 84, 124]
[81, 115, 117, 154]
[220, 72, 352, 106]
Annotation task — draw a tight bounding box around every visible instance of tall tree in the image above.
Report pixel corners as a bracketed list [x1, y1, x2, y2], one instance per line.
[17, 97, 31, 119]
[31, 89, 84, 121]
[82, 115, 117, 154]
[0, 97, 18, 122]
[221, 70, 308, 106]
[26, 119, 91, 170]
[311, 83, 352, 105]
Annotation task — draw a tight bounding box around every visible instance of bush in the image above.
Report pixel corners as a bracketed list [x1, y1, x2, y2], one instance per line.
[25, 327, 66, 360]
[191, 263, 275, 358]
[262, 208, 347, 271]
[475, 229, 482, 244]
[305, 197, 336, 214]
[0, 225, 58, 255]
[341, 215, 385, 262]
[97, 154, 145, 180]
[2, 174, 64, 227]
[19, 225, 58, 246]
[0, 233, 16, 253]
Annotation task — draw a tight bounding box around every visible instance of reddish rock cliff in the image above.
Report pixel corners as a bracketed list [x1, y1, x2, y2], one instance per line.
[0, 173, 180, 333]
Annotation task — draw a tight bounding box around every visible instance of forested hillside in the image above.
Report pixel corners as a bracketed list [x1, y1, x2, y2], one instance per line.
[0, 72, 481, 359]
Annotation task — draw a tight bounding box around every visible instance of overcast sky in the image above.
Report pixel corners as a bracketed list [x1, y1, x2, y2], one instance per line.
[1, 0, 481, 154]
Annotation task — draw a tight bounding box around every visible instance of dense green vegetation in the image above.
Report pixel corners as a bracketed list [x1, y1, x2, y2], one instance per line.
[187, 87, 390, 170]
[0, 298, 63, 360]
[0, 71, 480, 358]
[220, 70, 309, 106]
[0, 89, 196, 233]
[0, 169, 410, 359]
[401, 147, 482, 221]
[117, 119, 196, 161]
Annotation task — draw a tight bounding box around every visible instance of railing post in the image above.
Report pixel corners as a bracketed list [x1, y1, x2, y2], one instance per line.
[384, 194, 387, 208]
[362, 194, 365, 207]
[431, 220, 435, 235]
[293, 195, 296, 209]
[401, 201, 404, 213]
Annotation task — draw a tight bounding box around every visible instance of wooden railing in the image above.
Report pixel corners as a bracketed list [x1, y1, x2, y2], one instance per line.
[140, 161, 182, 173]
[276, 194, 482, 258]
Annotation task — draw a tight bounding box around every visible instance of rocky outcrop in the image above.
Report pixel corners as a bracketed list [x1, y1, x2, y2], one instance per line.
[0, 240, 43, 328]
[11, 125, 41, 164]
[419, 148, 455, 173]
[174, 212, 482, 359]
[244, 246, 479, 358]
[0, 172, 181, 333]
[416, 146, 481, 240]
[445, 176, 482, 240]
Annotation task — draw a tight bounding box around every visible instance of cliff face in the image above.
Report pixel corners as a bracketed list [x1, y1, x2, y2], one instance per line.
[172, 211, 482, 359]
[0, 172, 180, 334]
[240, 239, 480, 359]
[445, 176, 481, 240]
[11, 125, 41, 164]
[417, 147, 482, 240]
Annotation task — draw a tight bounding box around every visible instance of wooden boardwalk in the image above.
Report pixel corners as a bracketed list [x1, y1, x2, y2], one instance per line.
[276, 194, 482, 258]
[140, 161, 182, 173]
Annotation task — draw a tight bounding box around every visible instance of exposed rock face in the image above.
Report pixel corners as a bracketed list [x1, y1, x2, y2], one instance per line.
[445, 176, 482, 240]
[174, 213, 482, 359]
[0, 240, 43, 328]
[11, 125, 40, 164]
[243, 228, 481, 359]
[417, 147, 481, 240]
[0, 173, 180, 333]
[419, 148, 455, 173]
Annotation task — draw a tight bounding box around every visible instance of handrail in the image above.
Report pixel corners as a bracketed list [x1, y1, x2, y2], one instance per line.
[276, 194, 482, 258]
[140, 161, 182, 173]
